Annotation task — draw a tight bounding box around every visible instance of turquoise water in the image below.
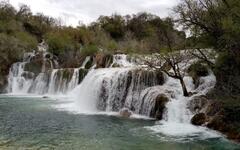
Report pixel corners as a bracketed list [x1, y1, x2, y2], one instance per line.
[0, 95, 239, 150]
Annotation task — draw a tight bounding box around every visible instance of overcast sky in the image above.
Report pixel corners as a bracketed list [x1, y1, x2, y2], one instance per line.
[9, 0, 180, 26]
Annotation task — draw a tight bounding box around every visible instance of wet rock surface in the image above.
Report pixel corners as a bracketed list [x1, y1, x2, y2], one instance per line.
[95, 53, 113, 68]
[191, 113, 207, 126]
[150, 94, 169, 120]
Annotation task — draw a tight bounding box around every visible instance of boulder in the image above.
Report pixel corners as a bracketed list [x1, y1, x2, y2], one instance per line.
[119, 108, 132, 118]
[188, 95, 209, 113]
[191, 113, 207, 126]
[150, 94, 169, 120]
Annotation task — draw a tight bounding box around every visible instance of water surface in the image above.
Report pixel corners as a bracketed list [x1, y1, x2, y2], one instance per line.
[0, 95, 239, 150]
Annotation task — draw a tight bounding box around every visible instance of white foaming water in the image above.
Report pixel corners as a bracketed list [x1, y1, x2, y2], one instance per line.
[146, 72, 221, 140]
[7, 53, 91, 95]
[111, 54, 135, 67]
[7, 62, 33, 94]
[59, 66, 164, 115]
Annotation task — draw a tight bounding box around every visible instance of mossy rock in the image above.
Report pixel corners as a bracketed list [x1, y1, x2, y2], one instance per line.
[150, 94, 169, 120]
[85, 57, 94, 69]
[188, 62, 209, 88]
[78, 69, 88, 84]
[24, 61, 42, 75]
[63, 69, 73, 79]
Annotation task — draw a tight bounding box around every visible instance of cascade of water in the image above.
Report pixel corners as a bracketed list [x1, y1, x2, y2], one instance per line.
[7, 51, 217, 130]
[66, 67, 164, 114]
[67, 69, 78, 90]
[7, 62, 33, 94]
[111, 54, 134, 67]
[29, 73, 49, 94]
[81, 56, 90, 68]
[6, 45, 97, 95]
[48, 69, 58, 94]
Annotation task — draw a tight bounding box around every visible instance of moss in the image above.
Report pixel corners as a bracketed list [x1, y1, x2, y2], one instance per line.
[84, 57, 93, 69]
[62, 69, 74, 80]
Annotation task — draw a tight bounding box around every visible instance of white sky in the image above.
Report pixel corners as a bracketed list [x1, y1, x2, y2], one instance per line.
[8, 0, 180, 26]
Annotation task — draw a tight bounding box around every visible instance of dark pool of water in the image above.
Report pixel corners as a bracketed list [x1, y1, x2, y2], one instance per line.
[0, 95, 239, 150]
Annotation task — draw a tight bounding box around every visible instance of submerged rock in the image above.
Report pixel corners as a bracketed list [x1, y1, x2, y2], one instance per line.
[191, 113, 207, 126]
[119, 108, 132, 118]
[150, 94, 169, 120]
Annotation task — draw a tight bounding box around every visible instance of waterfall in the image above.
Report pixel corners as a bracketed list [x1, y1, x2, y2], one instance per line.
[66, 67, 164, 114]
[7, 49, 90, 95]
[7, 62, 33, 94]
[81, 56, 91, 68]
[7, 50, 217, 126]
[67, 69, 80, 90]
[145, 72, 218, 138]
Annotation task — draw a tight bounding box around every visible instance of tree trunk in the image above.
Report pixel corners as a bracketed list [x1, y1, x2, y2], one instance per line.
[179, 77, 189, 97]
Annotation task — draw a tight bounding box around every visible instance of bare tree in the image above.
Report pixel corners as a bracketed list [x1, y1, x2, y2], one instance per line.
[139, 51, 190, 97]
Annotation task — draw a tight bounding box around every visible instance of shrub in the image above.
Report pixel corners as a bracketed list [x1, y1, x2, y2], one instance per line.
[80, 45, 99, 56]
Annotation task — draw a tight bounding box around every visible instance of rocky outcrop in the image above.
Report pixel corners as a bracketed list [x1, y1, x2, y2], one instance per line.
[150, 94, 169, 120]
[188, 95, 209, 113]
[95, 53, 113, 68]
[189, 95, 240, 142]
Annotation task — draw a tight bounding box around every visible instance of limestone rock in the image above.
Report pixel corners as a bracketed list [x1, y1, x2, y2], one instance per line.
[191, 113, 207, 126]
